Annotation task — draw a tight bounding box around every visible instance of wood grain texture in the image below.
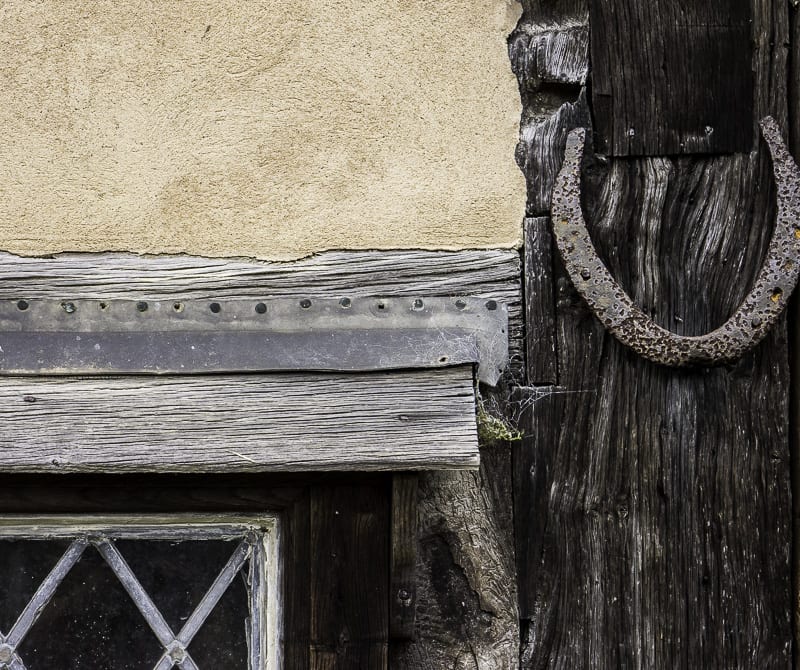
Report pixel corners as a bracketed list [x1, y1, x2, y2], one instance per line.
[515, 90, 591, 216]
[310, 483, 389, 669]
[786, 3, 800, 657]
[514, 0, 792, 666]
[518, 0, 586, 24]
[283, 488, 312, 670]
[389, 443, 519, 669]
[508, 23, 588, 93]
[0, 248, 521, 668]
[389, 474, 418, 640]
[524, 217, 557, 384]
[0, 249, 524, 378]
[590, 0, 753, 156]
[0, 368, 479, 473]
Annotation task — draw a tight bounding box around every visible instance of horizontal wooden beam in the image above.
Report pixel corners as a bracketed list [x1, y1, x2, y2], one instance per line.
[0, 367, 479, 473]
[0, 250, 519, 473]
[0, 249, 523, 377]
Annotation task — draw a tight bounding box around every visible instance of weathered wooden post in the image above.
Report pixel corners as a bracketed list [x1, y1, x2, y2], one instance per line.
[512, 0, 794, 666]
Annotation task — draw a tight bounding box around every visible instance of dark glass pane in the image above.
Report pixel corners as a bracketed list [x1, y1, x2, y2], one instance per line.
[0, 540, 71, 632]
[19, 543, 163, 669]
[2, 537, 252, 670]
[116, 539, 241, 632]
[187, 567, 250, 669]
[118, 539, 249, 669]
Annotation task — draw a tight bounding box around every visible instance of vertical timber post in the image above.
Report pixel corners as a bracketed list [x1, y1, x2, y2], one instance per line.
[512, 0, 793, 667]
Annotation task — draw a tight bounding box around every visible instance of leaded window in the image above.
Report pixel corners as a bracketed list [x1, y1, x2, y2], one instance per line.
[0, 516, 280, 670]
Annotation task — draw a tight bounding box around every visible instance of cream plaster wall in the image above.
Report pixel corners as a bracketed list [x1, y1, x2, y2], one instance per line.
[0, 1, 523, 260]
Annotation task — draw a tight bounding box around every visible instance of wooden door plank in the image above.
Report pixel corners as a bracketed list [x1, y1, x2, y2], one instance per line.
[310, 483, 389, 669]
[524, 217, 558, 384]
[590, 0, 753, 155]
[389, 474, 418, 640]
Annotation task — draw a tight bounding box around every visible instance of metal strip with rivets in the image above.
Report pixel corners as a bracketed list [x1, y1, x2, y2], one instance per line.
[550, 116, 800, 367]
[0, 296, 508, 385]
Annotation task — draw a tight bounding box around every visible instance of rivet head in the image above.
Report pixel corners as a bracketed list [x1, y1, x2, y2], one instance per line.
[412, 298, 424, 310]
[167, 644, 187, 663]
[300, 299, 312, 309]
[454, 299, 467, 310]
[209, 302, 221, 313]
[136, 301, 148, 312]
[339, 297, 351, 308]
[485, 300, 498, 311]
[16, 300, 28, 311]
[397, 589, 412, 606]
[255, 302, 267, 314]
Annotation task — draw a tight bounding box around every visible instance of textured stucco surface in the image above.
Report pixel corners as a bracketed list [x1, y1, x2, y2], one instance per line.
[0, 1, 523, 260]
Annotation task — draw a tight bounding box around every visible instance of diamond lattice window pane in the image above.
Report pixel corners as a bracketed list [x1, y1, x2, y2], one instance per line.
[0, 517, 279, 670]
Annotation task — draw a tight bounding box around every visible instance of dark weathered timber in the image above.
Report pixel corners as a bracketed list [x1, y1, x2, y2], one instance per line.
[518, 0, 586, 23]
[512, 386, 564, 621]
[284, 490, 312, 670]
[311, 483, 389, 669]
[787, 3, 800, 657]
[389, 474, 418, 640]
[508, 24, 588, 93]
[514, 90, 592, 216]
[524, 217, 557, 384]
[550, 119, 800, 367]
[389, 445, 518, 669]
[590, 0, 753, 156]
[522, 152, 793, 665]
[514, 0, 793, 666]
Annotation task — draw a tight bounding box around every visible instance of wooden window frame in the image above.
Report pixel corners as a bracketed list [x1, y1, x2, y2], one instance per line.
[0, 473, 394, 670]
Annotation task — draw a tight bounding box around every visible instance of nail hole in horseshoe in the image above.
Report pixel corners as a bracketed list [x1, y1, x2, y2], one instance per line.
[771, 288, 784, 303]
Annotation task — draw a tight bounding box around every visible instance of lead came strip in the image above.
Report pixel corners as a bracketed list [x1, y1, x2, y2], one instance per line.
[0, 540, 87, 670]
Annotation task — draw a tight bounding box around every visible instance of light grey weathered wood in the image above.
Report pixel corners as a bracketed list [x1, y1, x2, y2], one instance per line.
[0, 249, 523, 381]
[0, 367, 479, 473]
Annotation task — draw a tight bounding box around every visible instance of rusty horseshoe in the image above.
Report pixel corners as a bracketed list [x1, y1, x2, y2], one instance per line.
[550, 116, 800, 367]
